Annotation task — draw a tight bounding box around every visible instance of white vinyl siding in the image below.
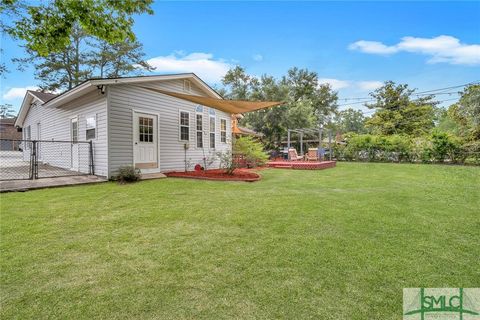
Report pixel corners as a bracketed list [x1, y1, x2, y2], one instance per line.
[21, 92, 108, 176]
[108, 79, 232, 174]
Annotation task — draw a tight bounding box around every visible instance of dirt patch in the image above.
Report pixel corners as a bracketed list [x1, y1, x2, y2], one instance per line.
[165, 169, 261, 182]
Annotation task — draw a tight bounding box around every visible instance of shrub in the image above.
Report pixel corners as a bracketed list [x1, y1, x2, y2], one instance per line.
[115, 166, 141, 183]
[234, 136, 269, 167]
[218, 136, 268, 175]
[429, 132, 463, 163]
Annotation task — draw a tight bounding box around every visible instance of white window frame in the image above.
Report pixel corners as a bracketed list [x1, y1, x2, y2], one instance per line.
[209, 115, 216, 149]
[196, 112, 203, 148]
[220, 118, 227, 143]
[179, 110, 190, 142]
[85, 114, 97, 140]
[24, 125, 31, 140]
[71, 117, 78, 144]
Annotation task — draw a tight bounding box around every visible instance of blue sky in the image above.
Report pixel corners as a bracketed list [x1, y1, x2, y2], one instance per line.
[1, 1, 479, 113]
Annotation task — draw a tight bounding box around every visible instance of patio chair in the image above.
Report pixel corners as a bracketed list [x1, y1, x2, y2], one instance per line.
[305, 148, 319, 161]
[288, 148, 304, 161]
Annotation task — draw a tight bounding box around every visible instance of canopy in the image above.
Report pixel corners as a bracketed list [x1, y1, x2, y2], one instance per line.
[138, 86, 283, 114]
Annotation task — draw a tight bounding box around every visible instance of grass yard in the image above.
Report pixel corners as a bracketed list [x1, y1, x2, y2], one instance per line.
[1, 162, 479, 319]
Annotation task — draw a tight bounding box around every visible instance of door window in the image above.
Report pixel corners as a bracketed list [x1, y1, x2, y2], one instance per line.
[139, 117, 153, 143]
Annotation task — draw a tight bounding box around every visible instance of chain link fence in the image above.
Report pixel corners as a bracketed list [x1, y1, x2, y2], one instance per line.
[0, 139, 94, 180]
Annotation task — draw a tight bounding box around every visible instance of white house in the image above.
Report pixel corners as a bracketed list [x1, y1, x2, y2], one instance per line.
[15, 73, 239, 178]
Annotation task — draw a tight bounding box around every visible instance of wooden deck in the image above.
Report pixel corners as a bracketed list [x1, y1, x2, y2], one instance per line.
[267, 160, 336, 170]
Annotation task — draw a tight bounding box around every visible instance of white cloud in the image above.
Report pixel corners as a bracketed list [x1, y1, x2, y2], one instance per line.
[348, 40, 398, 54]
[349, 35, 480, 65]
[318, 78, 350, 90]
[318, 78, 383, 91]
[2, 86, 39, 100]
[252, 54, 263, 62]
[146, 52, 232, 83]
[356, 81, 384, 91]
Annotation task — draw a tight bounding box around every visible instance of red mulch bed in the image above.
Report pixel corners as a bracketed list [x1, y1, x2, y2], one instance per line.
[164, 169, 261, 182]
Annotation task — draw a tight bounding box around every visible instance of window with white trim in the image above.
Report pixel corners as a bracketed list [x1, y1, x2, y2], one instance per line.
[179, 111, 190, 141]
[196, 114, 203, 148]
[86, 114, 96, 140]
[71, 118, 78, 143]
[24, 125, 31, 140]
[209, 116, 215, 149]
[220, 119, 227, 143]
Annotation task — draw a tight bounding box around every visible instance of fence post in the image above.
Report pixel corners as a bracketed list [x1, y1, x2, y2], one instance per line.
[29, 140, 38, 179]
[89, 140, 95, 175]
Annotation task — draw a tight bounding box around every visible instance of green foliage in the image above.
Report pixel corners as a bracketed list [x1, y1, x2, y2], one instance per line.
[336, 133, 474, 164]
[3, 0, 154, 57]
[222, 66, 338, 149]
[428, 132, 463, 163]
[334, 108, 366, 134]
[218, 136, 268, 174]
[234, 136, 269, 167]
[365, 81, 437, 135]
[14, 24, 153, 91]
[447, 84, 480, 141]
[115, 165, 141, 183]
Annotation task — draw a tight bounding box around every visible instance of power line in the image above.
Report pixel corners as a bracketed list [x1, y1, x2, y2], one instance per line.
[338, 81, 478, 102]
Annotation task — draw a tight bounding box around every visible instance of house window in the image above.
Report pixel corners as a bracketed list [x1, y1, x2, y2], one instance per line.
[195, 105, 203, 113]
[220, 119, 227, 143]
[139, 117, 153, 142]
[179, 111, 190, 141]
[25, 125, 31, 140]
[71, 118, 78, 143]
[209, 116, 215, 149]
[196, 114, 203, 148]
[86, 114, 96, 140]
[183, 80, 191, 92]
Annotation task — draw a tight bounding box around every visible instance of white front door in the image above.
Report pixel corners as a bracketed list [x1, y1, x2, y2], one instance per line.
[133, 112, 158, 171]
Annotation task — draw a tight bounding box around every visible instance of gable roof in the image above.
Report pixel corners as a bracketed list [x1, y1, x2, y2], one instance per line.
[29, 91, 57, 103]
[14, 90, 58, 127]
[15, 73, 223, 127]
[44, 73, 222, 108]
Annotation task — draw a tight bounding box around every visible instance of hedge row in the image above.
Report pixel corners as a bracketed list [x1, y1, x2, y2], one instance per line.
[333, 133, 480, 165]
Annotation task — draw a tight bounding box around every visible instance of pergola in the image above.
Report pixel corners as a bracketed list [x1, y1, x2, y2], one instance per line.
[287, 127, 333, 160]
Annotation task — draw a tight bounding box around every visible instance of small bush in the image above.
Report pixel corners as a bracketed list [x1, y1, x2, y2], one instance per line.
[234, 136, 269, 167]
[116, 166, 141, 183]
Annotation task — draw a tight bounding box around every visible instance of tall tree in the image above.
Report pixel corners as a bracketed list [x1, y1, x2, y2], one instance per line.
[0, 103, 15, 119]
[222, 66, 338, 149]
[1, 0, 153, 57]
[365, 81, 437, 135]
[447, 84, 480, 140]
[88, 39, 155, 78]
[334, 108, 367, 133]
[15, 25, 92, 91]
[15, 25, 154, 91]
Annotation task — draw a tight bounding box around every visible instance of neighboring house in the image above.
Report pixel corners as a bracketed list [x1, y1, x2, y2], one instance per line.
[15, 74, 234, 178]
[0, 118, 22, 150]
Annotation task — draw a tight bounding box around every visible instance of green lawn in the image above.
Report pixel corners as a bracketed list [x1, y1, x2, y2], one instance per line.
[1, 163, 479, 319]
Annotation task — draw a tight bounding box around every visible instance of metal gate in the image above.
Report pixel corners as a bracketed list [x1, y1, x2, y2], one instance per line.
[0, 139, 94, 180]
